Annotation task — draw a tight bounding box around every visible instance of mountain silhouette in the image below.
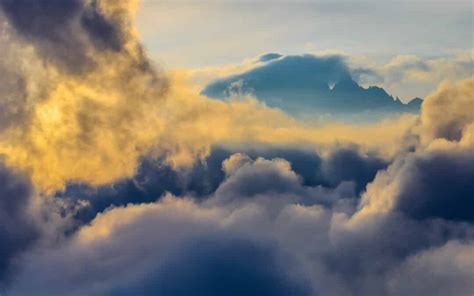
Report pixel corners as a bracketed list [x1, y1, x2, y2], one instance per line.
[201, 54, 422, 120]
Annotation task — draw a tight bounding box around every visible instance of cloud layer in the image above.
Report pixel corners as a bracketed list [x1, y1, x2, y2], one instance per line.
[0, 77, 472, 295]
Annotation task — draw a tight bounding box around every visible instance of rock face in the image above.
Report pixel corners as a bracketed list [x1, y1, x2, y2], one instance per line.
[202, 54, 422, 119]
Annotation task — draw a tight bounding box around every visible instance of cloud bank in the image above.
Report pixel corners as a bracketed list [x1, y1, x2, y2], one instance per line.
[1, 77, 472, 295]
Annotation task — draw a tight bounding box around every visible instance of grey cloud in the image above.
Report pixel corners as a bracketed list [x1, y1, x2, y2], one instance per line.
[0, 63, 28, 131]
[214, 157, 304, 202]
[6, 144, 474, 295]
[321, 146, 388, 193]
[126, 237, 311, 296]
[0, 162, 38, 286]
[393, 150, 474, 223]
[0, 0, 91, 72]
[19, 77, 472, 295]
[8, 197, 312, 296]
[387, 240, 474, 296]
[0, 0, 146, 74]
[56, 145, 384, 226]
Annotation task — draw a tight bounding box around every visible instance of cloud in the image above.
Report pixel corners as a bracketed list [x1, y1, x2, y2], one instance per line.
[355, 78, 474, 220]
[175, 50, 473, 104]
[7, 77, 470, 295]
[0, 2, 472, 294]
[0, 0, 89, 72]
[0, 25, 416, 193]
[8, 196, 313, 296]
[8, 141, 474, 294]
[0, 0, 141, 73]
[135, 237, 309, 296]
[0, 1, 420, 193]
[0, 53, 28, 132]
[0, 0, 169, 191]
[392, 150, 474, 223]
[352, 51, 474, 101]
[55, 145, 389, 227]
[420, 78, 474, 143]
[214, 156, 304, 203]
[0, 161, 38, 285]
[387, 240, 474, 296]
[321, 146, 387, 193]
[159, 73, 417, 163]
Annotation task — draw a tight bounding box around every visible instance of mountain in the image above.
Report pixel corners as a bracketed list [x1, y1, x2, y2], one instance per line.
[201, 54, 422, 119]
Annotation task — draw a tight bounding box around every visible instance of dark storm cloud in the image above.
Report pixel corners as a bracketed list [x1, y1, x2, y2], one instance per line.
[0, 0, 88, 72]
[0, 0, 127, 73]
[0, 162, 38, 285]
[0, 0, 82, 36]
[80, 0, 123, 52]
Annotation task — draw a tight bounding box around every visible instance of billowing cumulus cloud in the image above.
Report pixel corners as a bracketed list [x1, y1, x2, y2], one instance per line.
[7, 121, 474, 294]
[4, 75, 474, 292]
[53, 145, 388, 227]
[0, 0, 169, 191]
[420, 78, 474, 143]
[357, 78, 474, 221]
[8, 195, 314, 296]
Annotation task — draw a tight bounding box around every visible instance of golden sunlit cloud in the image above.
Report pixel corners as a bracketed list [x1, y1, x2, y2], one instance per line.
[0, 53, 417, 192]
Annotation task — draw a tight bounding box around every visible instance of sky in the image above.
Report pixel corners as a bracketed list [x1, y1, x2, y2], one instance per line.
[0, 0, 473, 295]
[136, 0, 473, 100]
[137, 0, 473, 67]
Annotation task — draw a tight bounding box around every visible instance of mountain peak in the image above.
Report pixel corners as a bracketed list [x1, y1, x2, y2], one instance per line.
[202, 54, 422, 119]
[407, 97, 423, 109]
[366, 86, 391, 99]
[259, 53, 283, 62]
[332, 78, 361, 92]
